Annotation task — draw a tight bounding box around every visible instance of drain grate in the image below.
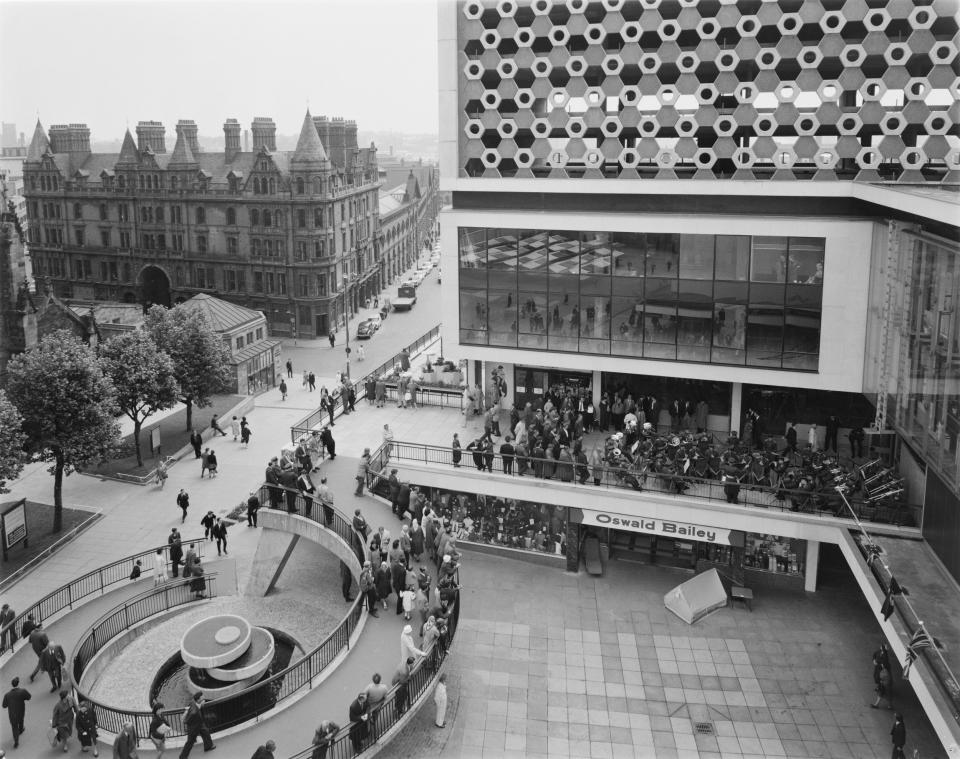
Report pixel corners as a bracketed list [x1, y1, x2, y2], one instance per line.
[694, 722, 715, 735]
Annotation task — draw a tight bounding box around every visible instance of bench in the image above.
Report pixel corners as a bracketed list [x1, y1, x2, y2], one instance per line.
[731, 586, 754, 612]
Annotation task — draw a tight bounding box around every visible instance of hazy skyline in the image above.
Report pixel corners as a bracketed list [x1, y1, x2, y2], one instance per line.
[1, 0, 440, 143]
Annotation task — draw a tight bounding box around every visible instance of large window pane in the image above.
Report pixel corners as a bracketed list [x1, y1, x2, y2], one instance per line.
[549, 230, 580, 274]
[712, 304, 747, 365]
[646, 233, 679, 277]
[677, 279, 713, 362]
[611, 232, 644, 277]
[679, 235, 715, 280]
[518, 291, 548, 348]
[612, 296, 644, 356]
[715, 235, 750, 281]
[581, 231, 612, 275]
[488, 290, 518, 347]
[459, 227, 485, 268]
[487, 229, 518, 270]
[747, 282, 785, 367]
[751, 236, 788, 282]
[517, 230, 549, 273]
[460, 289, 487, 344]
[547, 272, 579, 352]
[782, 284, 822, 370]
[580, 293, 611, 354]
[787, 237, 825, 284]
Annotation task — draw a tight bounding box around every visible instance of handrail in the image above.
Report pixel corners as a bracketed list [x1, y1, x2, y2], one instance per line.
[65, 488, 367, 740]
[0, 537, 207, 652]
[71, 575, 221, 737]
[290, 325, 440, 443]
[284, 577, 460, 759]
[0, 508, 103, 593]
[380, 440, 917, 524]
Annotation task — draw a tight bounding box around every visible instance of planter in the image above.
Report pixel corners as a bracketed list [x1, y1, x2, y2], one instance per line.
[421, 371, 437, 384]
[439, 370, 462, 386]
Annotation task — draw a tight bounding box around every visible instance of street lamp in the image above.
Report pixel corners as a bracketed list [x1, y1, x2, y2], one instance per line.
[343, 275, 352, 379]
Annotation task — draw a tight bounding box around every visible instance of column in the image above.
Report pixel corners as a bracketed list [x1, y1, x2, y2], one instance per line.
[565, 521, 580, 573]
[804, 540, 819, 592]
[730, 382, 743, 437]
[592, 370, 602, 409]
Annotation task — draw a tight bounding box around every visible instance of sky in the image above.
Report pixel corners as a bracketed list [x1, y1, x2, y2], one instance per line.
[0, 0, 440, 143]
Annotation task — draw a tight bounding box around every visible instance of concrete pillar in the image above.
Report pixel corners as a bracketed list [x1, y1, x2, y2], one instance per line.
[565, 521, 580, 573]
[804, 540, 820, 592]
[730, 382, 743, 437]
[592, 370, 602, 409]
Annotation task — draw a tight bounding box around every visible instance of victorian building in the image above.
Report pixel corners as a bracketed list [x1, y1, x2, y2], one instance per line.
[21, 112, 381, 339]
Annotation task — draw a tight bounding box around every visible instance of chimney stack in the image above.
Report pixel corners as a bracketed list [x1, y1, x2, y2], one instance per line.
[176, 120, 200, 155]
[251, 117, 276, 151]
[329, 117, 346, 166]
[223, 118, 241, 161]
[48, 124, 70, 153]
[344, 119, 358, 151]
[136, 121, 166, 153]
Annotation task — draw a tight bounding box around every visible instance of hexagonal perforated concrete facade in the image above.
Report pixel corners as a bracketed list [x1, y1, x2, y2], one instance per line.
[456, 0, 960, 182]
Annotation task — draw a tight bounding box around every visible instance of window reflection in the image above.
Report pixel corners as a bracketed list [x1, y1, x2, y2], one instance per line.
[457, 227, 824, 370]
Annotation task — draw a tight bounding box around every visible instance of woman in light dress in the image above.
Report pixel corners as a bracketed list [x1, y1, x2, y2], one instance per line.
[433, 673, 448, 728]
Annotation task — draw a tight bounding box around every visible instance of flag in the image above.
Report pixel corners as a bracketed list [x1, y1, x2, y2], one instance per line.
[888, 576, 903, 596]
[880, 590, 895, 621]
[902, 628, 933, 679]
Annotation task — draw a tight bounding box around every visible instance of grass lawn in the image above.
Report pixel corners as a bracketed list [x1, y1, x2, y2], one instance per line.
[92, 395, 245, 479]
[0, 501, 100, 583]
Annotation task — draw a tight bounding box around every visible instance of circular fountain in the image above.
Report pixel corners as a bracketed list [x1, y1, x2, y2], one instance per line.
[176, 614, 275, 699]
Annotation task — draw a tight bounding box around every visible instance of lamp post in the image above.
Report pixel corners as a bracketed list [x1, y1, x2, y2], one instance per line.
[343, 275, 351, 379]
[286, 309, 297, 347]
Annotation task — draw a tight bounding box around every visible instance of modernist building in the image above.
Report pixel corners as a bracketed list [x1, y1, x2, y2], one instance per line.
[438, 0, 958, 745]
[20, 113, 382, 339]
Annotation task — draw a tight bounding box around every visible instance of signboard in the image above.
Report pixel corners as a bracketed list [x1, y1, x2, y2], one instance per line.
[150, 427, 161, 453]
[1, 498, 28, 560]
[575, 507, 736, 546]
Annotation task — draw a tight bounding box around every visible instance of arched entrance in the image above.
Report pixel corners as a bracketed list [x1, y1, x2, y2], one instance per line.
[140, 265, 171, 309]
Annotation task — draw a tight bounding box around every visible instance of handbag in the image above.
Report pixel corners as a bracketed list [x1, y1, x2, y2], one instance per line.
[405, 391, 412, 401]
[48, 727, 60, 747]
[157, 723, 172, 737]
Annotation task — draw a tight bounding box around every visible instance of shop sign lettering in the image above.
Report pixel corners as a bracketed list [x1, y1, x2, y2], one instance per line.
[582, 510, 731, 545]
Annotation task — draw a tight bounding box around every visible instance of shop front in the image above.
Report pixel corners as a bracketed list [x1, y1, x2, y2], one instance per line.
[513, 366, 593, 412]
[570, 507, 807, 589]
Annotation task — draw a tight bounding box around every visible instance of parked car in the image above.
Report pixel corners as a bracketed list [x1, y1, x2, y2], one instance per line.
[357, 318, 379, 339]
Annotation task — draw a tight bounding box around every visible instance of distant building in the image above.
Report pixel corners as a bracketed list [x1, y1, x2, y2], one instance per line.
[379, 159, 440, 252]
[21, 113, 382, 339]
[379, 173, 425, 284]
[179, 293, 280, 395]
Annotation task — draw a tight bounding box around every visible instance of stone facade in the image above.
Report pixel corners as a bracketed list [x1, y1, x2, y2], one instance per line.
[21, 113, 384, 339]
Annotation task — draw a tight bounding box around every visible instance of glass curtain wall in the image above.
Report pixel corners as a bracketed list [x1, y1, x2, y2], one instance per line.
[895, 232, 960, 485]
[458, 227, 824, 371]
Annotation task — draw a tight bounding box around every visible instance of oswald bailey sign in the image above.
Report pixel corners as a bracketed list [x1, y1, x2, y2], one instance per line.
[578, 509, 732, 545]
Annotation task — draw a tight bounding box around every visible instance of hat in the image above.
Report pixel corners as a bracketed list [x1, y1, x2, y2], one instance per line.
[402, 624, 412, 634]
[363, 561, 371, 567]
[443, 554, 451, 563]
[643, 422, 652, 430]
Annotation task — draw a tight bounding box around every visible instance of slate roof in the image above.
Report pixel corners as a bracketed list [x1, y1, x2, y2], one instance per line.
[26, 120, 50, 161]
[117, 130, 139, 165]
[180, 293, 263, 332]
[233, 338, 280, 364]
[168, 132, 198, 167]
[292, 110, 329, 165]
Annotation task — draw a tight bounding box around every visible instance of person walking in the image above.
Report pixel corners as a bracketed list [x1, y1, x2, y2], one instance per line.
[320, 426, 336, 460]
[40, 639, 67, 692]
[348, 692, 370, 755]
[76, 698, 100, 756]
[190, 429, 203, 459]
[328, 331, 336, 348]
[376, 561, 393, 611]
[27, 620, 48, 682]
[872, 662, 894, 709]
[210, 415, 228, 437]
[113, 720, 139, 758]
[310, 720, 339, 759]
[279, 379, 288, 401]
[156, 458, 169, 489]
[286, 358, 293, 378]
[212, 518, 228, 556]
[154, 548, 167, 586]
[890, 713, 906, 759]
[207, 449, 218, 478]
[0, 603, 16, 651]
[240, 420, 252, 449]
[51, 688, 76, 751]
[355, 448, 371, 496]
[400, 624, 424, 664]
[179, 691, 215, 757]
[2, 676, 31, 749]
[201, 511, 217, 540]
[358, 344, 365, 362]
[149, 700, 171, 758]
[308, 371, 316, 392]
[433, 673, 448, 728]
[246, 493, 261, 527]
[177, 489, 190, 523]
[230, 416, 241, 441]
[200, 448, 212, 479]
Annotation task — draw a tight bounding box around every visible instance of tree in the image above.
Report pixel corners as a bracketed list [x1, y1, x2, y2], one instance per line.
[6, 330, 120, 531]
[0, 389, 26, 493]
[99, 331, 179, 467]
[144, 305, 232, 431]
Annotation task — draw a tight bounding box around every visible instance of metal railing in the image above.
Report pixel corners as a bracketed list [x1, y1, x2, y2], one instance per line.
[290, 325, 440, 442]
[72, 575, 222, 736]
[381, 440, 916, 525]
[285, 580, 460, 759]
[66, 489, 368, 740]
[0, 538, 206, 650]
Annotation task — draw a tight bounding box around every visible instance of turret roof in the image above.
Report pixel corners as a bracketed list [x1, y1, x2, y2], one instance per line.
[26, 120, 50, 162]
[291, 110, 328, 165]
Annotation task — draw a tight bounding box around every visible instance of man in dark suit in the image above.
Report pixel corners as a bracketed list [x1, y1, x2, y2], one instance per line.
[180, 691, 216, 757]
[348, 692, 370, 754]
[39, 640, 66, 692]
[0, 603, 16, 651]
[27, 621, 49, 682]
[2, 676, 31, 748]
[189, 429, 203, 458]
